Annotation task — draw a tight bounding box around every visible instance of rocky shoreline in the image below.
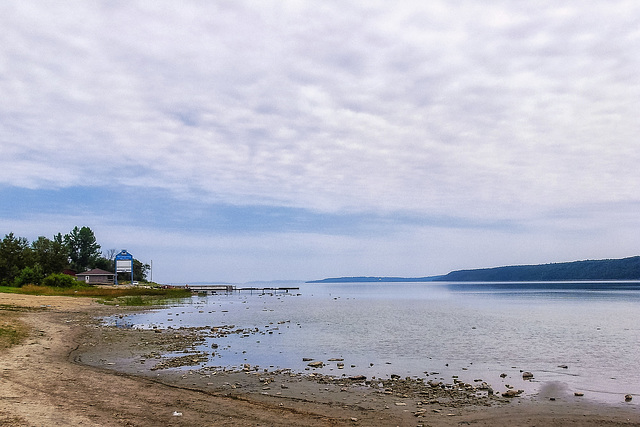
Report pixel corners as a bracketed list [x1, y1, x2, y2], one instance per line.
[70, 320, 603, 412]
[2, 293, 640, 426]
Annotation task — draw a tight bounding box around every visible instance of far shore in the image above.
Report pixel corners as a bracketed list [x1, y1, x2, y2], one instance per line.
[1, 292, 639, 426]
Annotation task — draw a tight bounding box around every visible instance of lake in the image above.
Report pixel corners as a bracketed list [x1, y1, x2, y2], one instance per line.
[104, 281, 640, 404]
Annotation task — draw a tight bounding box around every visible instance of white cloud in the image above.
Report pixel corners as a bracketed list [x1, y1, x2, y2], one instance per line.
[1, 1, 640, 223]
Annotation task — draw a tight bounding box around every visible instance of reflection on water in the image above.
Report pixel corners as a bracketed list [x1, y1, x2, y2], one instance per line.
[103, 281, 640, 404]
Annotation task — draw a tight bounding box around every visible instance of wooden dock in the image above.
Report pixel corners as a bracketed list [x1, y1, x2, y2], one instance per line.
[184, 285, 299, 294]
[235, 287, 300, 293]
[185, 285, 234, 293]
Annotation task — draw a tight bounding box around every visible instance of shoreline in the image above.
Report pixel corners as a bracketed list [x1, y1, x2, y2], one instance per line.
[1, 293, 639, 426]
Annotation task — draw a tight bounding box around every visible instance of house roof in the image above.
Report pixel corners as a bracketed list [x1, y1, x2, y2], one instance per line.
[78, 268, 115, 276]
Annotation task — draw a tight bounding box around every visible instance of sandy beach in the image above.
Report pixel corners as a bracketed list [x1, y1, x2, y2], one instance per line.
[1, 293, 639, 426]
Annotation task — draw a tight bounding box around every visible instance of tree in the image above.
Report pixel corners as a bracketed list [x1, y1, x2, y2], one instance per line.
[0, 233, 32, 285]
[133, 259, 150, 282]
[64, 227, 101, 272]
[104, 249, 117, 262]
[93, 256, 113, 271]
[116, 258, 150, 283]
[31, 235, 69, 276]
[93, 248, 118, 271]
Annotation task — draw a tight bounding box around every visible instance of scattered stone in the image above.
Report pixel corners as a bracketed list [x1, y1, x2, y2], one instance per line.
[522, 372, 534, 380]
[413, 409, 426, 417]
[502, 389, 524, 398]
[349, 375, 367, 381]
[500, 373, 507, 378]
[574, 392, 584, 397]
[558, 364, 568, 369]
[625, 394, 633, 402]
[307, 361, 324, 368]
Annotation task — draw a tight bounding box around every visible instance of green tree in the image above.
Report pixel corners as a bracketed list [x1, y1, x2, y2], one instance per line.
[133, 259, 150, 282]
[31, 235, 69, 276]
[92, 249, 118, 272]
[64, 227, 101, 272]
[0, 233, 32, 285]
[93, 257, 112, 271]
[116, 258, 149, 283]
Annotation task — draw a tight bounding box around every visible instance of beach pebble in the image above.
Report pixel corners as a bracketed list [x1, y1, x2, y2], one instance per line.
[172, 411, 183, 416]
[501, 389, 523, 398]
[625, 394, 633, 401]
[574, 392, 584, 396]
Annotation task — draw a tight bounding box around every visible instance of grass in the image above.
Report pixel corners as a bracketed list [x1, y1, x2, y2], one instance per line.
[0, 286, 25, 294]
[99, 294, 183, 306]
[0, 284, 191, 306]
[0, 311, 29, 350]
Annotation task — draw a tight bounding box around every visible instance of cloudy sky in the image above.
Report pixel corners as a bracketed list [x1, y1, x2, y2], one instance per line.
[1, 1, 639, 283]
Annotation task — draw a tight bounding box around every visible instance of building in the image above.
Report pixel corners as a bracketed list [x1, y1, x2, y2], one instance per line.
[76, 268, 115, 285]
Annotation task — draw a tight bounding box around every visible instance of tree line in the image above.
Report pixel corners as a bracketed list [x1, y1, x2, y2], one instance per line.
[0, 226, 149, 286]
[438, 256, 640, 281]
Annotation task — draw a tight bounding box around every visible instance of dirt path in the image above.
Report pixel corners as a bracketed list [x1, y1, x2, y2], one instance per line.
[0, 293, 639, 426]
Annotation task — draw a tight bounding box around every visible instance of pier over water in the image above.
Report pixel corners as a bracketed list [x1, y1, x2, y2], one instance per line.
[183, 284, 299, 294]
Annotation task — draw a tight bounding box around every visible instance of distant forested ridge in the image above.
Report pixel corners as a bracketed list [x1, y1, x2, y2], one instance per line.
[308, 256, 640, 283]
[306, 276, 442, 283]
[437, 256, 640, 281]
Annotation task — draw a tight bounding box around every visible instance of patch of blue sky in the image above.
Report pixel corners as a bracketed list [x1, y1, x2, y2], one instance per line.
[0, 185, 519, 239]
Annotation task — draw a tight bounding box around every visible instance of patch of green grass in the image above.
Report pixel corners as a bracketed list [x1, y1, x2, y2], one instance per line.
[99, 295, 153, 306]
[0, 311, 29, 349]
[0, 286, 23, 294]
[0, 326, 23, 345]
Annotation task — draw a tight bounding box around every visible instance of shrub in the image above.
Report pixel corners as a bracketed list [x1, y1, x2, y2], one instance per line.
[13, 265, 44, 287]
[42, 273, 78, 288]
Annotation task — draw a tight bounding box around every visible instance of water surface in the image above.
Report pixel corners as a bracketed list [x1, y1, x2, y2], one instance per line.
[104, 281, 640, 404]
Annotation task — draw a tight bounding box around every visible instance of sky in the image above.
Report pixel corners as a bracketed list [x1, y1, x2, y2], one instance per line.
[1, 1, 639, 283]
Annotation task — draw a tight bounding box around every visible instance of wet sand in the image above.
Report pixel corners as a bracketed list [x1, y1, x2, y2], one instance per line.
[1, 293, 639, 426]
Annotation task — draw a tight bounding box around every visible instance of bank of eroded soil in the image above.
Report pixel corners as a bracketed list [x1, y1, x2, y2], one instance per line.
[0, 293, 638, 426]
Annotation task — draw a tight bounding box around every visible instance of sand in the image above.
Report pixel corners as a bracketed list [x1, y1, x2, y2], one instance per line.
[1, 292, 639, 426]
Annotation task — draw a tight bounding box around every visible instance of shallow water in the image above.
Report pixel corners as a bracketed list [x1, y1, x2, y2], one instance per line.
[104, 281, 640, 404]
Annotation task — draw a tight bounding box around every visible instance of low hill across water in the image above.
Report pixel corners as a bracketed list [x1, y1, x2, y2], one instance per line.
[438, 256, 640, 281]
[306, 276, 443, 283]
[308, 256, 640, 283]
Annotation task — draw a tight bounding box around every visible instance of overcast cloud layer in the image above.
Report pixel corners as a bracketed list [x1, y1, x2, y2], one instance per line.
[1, 1, 639, 282]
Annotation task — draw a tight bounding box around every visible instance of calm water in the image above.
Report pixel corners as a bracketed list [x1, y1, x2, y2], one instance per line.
[104, 281, 640, 404]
